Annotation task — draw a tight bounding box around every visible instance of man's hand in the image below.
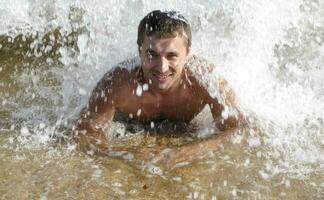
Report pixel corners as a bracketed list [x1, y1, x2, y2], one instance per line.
[73, 122, 110, 155]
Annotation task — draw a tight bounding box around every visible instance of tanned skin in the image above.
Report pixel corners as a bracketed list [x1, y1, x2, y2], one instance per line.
[74, 34, 244, 168]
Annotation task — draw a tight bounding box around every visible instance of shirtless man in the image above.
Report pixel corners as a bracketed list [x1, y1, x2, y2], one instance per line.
[74, 10, 244, 167]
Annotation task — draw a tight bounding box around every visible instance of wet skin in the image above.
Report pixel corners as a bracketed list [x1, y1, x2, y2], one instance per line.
[74, 35, 243, 168]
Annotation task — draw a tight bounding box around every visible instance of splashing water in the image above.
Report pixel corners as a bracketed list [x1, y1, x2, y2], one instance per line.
[0, 0, 323, 199]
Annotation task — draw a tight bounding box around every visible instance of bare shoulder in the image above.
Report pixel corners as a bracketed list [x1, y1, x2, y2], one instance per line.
[184, 55, 217, 90]
[87, 58, 139, 108]
[185, 55, 215, 76]
[184, 55, 237, 105]
[100, 58, 139, 87]
[185, 55, 232, 87]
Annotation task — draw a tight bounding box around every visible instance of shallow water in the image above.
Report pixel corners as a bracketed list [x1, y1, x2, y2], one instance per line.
[1, 129, 323, 199]
[1, 0, 324, 199]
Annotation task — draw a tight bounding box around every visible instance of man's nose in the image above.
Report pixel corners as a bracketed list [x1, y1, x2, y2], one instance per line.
[157, 57, 169, 73]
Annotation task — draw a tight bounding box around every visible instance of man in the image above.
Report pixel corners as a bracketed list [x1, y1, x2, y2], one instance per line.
[74, 10, 244, 168]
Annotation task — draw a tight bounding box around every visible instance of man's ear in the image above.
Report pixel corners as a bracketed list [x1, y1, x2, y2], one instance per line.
[138, 46, 142, 54]
[187, 46, 192, 57]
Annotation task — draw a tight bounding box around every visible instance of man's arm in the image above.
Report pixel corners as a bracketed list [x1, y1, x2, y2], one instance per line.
[159, 86, 244, 169]
[186, 55, 244, 130]
[73, 74, 116, 155]
[73, 67, 159, 159]
[73, 66, 138, 155]
[152, 128, 238, 169]
[208, 77, 245, 131]
[158, 56, 246, 169]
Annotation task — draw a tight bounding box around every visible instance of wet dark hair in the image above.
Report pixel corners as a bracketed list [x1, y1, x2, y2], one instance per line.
[137, 10, 192, 48]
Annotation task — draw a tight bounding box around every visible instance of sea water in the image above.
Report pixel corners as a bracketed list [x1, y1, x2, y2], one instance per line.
[0, 0, 323, 199]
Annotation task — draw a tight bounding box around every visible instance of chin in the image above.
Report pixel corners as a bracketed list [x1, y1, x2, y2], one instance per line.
[152, 81, 172, 91]
[149, 74, 179, 91]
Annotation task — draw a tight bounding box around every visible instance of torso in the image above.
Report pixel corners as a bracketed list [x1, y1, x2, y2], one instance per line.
[112, 67, 210, 123]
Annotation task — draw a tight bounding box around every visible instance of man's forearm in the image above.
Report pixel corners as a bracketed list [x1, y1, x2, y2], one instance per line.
[157, 128, 238, 169]
[74, 121, 159, 161]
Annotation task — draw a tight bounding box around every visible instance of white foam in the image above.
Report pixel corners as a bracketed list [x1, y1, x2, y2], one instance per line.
[1, 0, 323, 179]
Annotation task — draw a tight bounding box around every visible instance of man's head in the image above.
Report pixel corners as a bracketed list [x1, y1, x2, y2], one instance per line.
[137, 10, 192, 91]
[137, 10, 192, 50]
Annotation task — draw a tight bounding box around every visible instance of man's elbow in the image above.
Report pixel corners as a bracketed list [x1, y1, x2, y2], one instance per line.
[73, 120, 108, 152]
[215, 116, 242, 131]
[72, 121, 90, 147]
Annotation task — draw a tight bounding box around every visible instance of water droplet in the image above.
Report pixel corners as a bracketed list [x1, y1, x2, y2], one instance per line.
[248, 137, 260, 147]
[143, 83, 149, 91]
[136, 84, 143, 96]
[46, 58, 54, 65]
[280, 192, 286, 197]
[92, 169, 102, 178]
[20, 127, 30, 137]
[244, 158, 250, 166]
[221, 106, 229, 119]
[231, 188, 237, 197]
[223, 180, 227, 186]
[193, 191, 199, 199]
[2, 99, 7, 106]
[79, 88, 87, 96]
[257, 151, 262, 158]
[285, 180, 290, 187]
[112, 182, 122, 187]
[172, 177, 182, 182]
[39, 123, 46, 129]
[259, 170, 269, 179]
[137, 109, 142, 116]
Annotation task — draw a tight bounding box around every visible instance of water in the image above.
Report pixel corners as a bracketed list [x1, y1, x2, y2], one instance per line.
[1, 0, 324, 199]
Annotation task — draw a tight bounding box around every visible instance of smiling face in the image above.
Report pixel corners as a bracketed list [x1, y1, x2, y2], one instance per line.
[139, 34, 190, 92]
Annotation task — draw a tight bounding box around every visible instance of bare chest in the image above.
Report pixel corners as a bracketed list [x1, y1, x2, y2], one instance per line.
[118, 86, 207, 122]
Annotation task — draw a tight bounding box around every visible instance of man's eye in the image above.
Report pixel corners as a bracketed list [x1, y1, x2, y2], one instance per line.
[168, 54, 178, 59]
[147, 52, 157, 58]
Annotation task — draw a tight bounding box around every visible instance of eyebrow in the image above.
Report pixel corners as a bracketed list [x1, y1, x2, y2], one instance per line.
[167, 52, 179, 55]
[145, 49, 179, 54]
[145, 49, 155, 53]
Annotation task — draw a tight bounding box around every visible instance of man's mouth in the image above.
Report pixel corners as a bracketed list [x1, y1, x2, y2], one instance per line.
[152, 73, 172, 82]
